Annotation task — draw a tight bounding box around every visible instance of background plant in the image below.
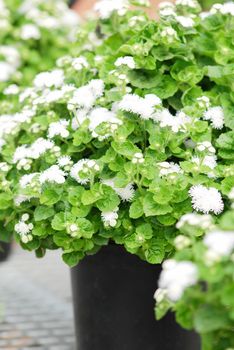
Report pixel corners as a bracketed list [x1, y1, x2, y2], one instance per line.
[0, 0, 234, 348]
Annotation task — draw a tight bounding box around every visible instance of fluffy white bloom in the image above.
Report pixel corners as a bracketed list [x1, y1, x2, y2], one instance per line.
[4, 84, 19, 95]
[57, 156, 73, 168]
[204, 231, 234, 258]
[0, 46, 21, 67]
[176, 213, 213, 229]
[158, 162, 183, 177]
[95, 0, 129, 19]
[119, 93, 161, 120]
[176, 15, 195, 27]
[0, 162, 10, 172]
[153, 109, 191, 132]
[102, 178, 135, 202]
[0, 62, 15, 82]
[203, 106, 224, 129]
[88, 107, 122, 138]
[70, 159, 100, 184]
[34, 69, 64, 89]
[161, 27, 177, 39]
[159, 2, 176, 16]
[13, 138, 54, 163]
[15, 214, 34, 243]
[158, 259, 198, 302]
[115, 56, 136, 69]
[101, 209, 119, 227]
[48, 120, 69, 139]
[189, 185, 224, 215]
[39, 165, 66, 184]
[192, 155, 217, 170]
[72, 57, 89, 71]
[20, 173, 39, 188]
[68, 80, 104, 110]
[20, 24, 41, 40]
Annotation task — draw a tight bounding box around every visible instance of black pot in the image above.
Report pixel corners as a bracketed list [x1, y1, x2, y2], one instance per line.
[0, 242, 12, 262]
[71, 244, 200, 350]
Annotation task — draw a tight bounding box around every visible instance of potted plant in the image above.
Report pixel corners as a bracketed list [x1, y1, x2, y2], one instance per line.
[0, 0, 234, 348]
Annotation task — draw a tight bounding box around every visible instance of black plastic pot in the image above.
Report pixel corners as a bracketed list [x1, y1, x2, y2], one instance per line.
[0, 242, 12, 262]
[71, 244, 201, 350]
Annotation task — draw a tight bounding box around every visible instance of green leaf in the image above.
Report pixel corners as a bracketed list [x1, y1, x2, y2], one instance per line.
[143, 193, 172, 217]
[194, 305, 230, 333]
[40, 185, 63, 206]
[129, 199, 144, 219]
[62, 251, 84, 267]
[96, 186, 120, 212]
[34, 206, 55, 222]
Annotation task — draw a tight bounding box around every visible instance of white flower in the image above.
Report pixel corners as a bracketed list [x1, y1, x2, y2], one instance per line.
[39, 165, 66, 184]
[72, 57, 89, 71]
[161, 27, 177, 40]
[115, 56, 136, 69]
[189, 185, 224, 215]
[228, 188, 234, 200]
[70, 159, 100, 184]
[101, 209, 119, 227]
[211, 2, 234, 16]
[102, 178, 135, 202]
[175, 0, 198, 8]
[4, 84, 19, 95]
[95, 0, 129, 19]
[68, 80, 104, 110]
[176, 213, 213, 230]
[0, 62, 15, 82]
[159, 2, 176, 16]
[15, 214, 34, 243]
[13, 138, 54, 163]
[158, 259, 198, 302]
[204, 231, 234, 257]
[154, 288, 167, 303]
[0, 162, 10, 172]
[88, 107, 122, 138]
[20, 173, 39, 188]
[58, 156, 73, 169]
[132, 152, 145, 164]
[203, 106, 224, 129]
[14, 194, 34, 206]
[153, 109, 191, 133]
[48, 120, 69, 139]
[158, 162, 183, 177]
[176, 15, 195, 27]
[119, 93, 161, 120]
[34, 69, 64, 89]
[20, 24, 41, 40]
[192, 155, 217, 170]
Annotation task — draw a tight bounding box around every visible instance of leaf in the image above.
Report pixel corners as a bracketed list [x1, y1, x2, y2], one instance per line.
[96, 186, 120, 212]
[194, 305, 230, 333]
[0, 193, 12, 210]
[62, 252, 84, 267]
[34, 206, 55, 222]
[144, 234, 166, 264]
[143, 193, 172, 217]
[129, 199, 144, 219]
[40, 185, 63, 206]
[51, 213, 67, 231]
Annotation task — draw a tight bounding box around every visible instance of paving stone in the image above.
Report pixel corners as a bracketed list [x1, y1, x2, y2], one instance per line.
[0, 245, 76, 349]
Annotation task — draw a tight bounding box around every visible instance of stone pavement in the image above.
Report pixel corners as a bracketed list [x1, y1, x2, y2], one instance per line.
[0, 245, 76, 350]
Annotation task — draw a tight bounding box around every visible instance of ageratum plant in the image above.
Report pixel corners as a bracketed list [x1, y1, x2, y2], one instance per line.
[0, 0, 234, 347]
[0, 0, 79, 97]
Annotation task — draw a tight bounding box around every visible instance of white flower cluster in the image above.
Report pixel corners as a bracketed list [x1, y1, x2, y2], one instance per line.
[203, 106, 224, 129]
[102, 178, 135, 202]
[39, 165, 66, 185]
[72, 56, 89, 71]
[158, 162, 183, 177]
[34, 69, 64, 89]
[0, 46, 21, 82]
[101, 209, 119, 227]
[15, 214, 34, 243]
[115, 56, 136, 69]
[176, 213, 213, 230]
[197, 96, 210, 109]
[87, 108, 122, 140]
[119, 93, 162, 120]
[196, 141, 215, 154]
[68, 79, 104, 110]
[48, 120, 69, 139]
[153, 109, 191, 133]
[132, 152, 145, 164]
[158, 1, 196, 27]
[156, 259, 198, 302]
[70, 159, 100, 185]
[189, 185, 224, 215]
[210, 2, 234, 16]
[204, 231, 234, 264]
[20, 24, 41, 40]
[94, 0, 129, 19]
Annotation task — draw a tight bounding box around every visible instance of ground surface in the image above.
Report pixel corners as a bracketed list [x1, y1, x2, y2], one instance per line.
[0, 245, 76, 350]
